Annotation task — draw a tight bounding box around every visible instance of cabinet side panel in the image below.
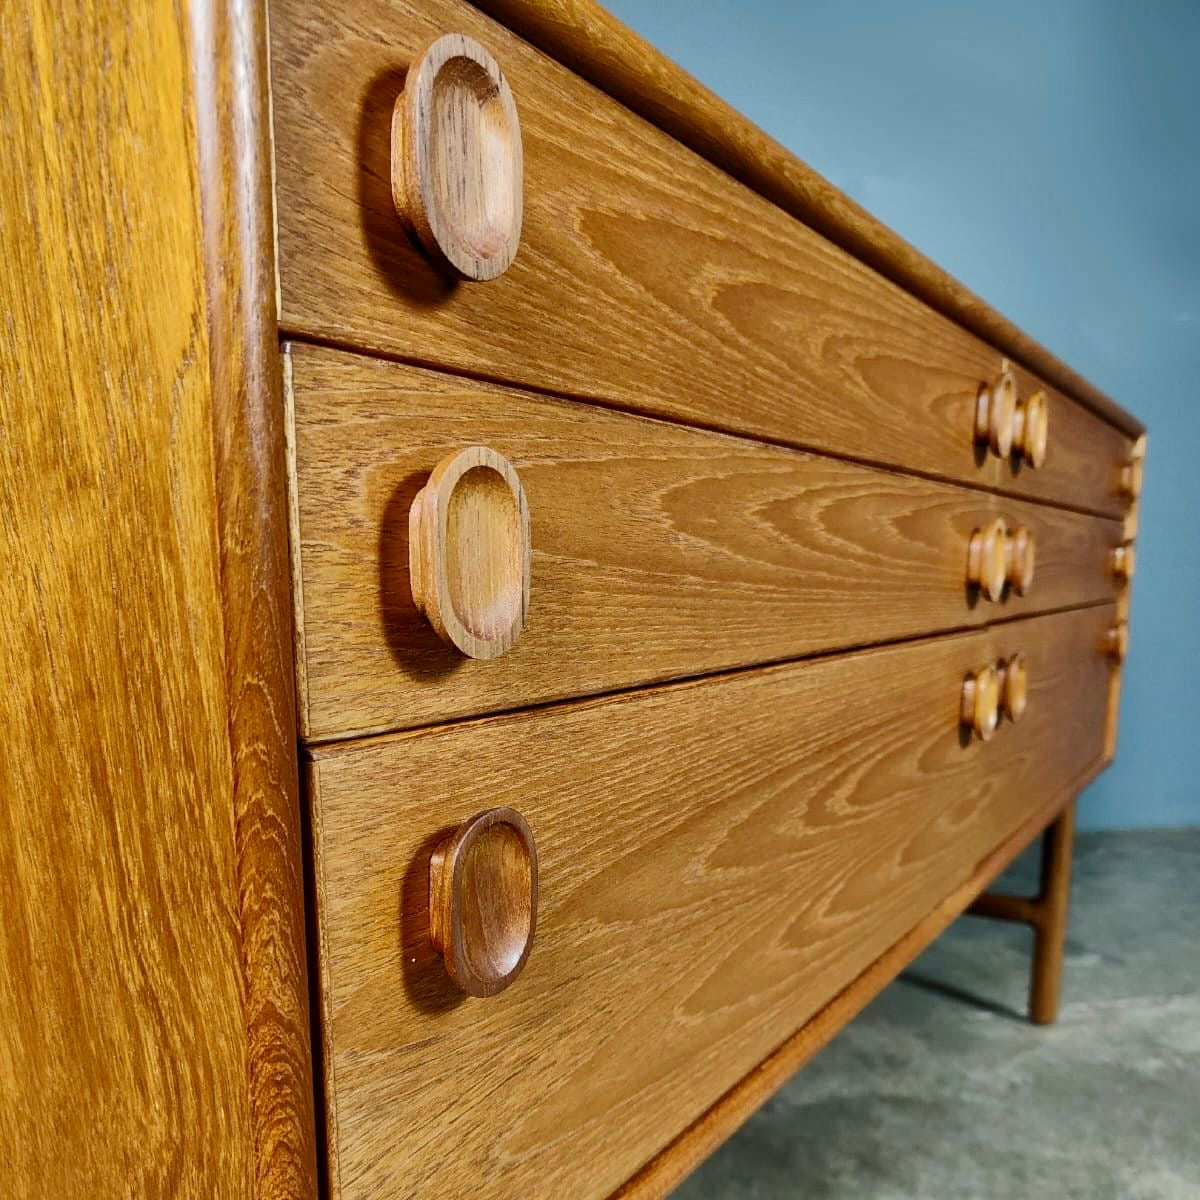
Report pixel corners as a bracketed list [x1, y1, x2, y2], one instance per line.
[0, 3, 255, 1195]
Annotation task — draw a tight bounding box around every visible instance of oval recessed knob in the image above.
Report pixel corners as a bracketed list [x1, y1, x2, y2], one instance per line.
[1005, 526, 1036, 596]
[1111, 541, 1136, 584]
[998, 653, 1028, 722]
[961, 663, 1001, 741]
[392, 33, 523, 281]
[1013, 389, 1049, 468]
[429, 807, 537, 997]
[1104, 622, 1129, 662]
[974, 368, 1017, 458]
[967, 518, 1008, 601]
[409, 446, 531, 658]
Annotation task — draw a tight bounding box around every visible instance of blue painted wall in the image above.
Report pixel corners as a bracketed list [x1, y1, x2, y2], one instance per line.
[604, 0, 1199, 830]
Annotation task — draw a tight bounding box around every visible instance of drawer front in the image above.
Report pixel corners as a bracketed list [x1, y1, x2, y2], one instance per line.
[308, 606, 1115, 1199]
[270, 0, 1132, 517]
[288, 343, 1123, 740]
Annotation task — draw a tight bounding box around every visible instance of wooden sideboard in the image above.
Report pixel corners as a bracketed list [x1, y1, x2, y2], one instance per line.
[0, 2, 1143, 1198]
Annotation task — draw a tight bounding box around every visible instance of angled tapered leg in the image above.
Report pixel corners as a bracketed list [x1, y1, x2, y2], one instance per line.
[966, 800, 1077, 1024]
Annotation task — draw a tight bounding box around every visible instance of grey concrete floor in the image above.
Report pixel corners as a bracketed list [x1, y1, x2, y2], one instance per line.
[670, 828, 1200, 1200]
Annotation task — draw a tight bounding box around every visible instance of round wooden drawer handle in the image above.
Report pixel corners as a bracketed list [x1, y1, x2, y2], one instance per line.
[392, 33, 523, 281]
[998, 653, 1028, 722]
[1013, 389, 1049, 468]
[429, 807, 537, 997]
[967, 518, 1008, 601]
[961, 663, 1001, 741]
[1104, 622, 1129, 662]
[1005, 526, 1036, 596]
[1111, 540, 1136, 584]
[975, 367, 1017, 458]
[1118, 454, 1144, 500]
[409, 446, 531, 659]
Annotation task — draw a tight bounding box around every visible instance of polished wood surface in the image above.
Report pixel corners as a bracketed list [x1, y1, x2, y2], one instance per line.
[391, 33, 524, 280]
[286, 345, 1123, 741]
[408, 446, 532, 659]
[471, 0, 1142, 440]
[0, 2, 255, 1193]
[189, 2, 318, 1195]
[269, 0, 1132, 517]
[306, 606, 1113, 1200]
[615, 765, 1105, 1200]
[429, 807, 538, 997]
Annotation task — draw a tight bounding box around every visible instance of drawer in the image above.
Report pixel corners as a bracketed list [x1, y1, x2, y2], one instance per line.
[270, 0, 1133, 517]
[307, 605, 1115, 1200]
[287, 343, 1124, 741]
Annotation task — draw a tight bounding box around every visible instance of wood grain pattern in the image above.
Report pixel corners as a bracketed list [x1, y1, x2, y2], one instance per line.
[471, 0, 1143, 440]
[188, 2, 319, 1197]
[613, 761, 1107, 1200]
[269, 0, 1132, 517]
[286, 344, 1124, 741]
[307, 605, 1114, 1200]
[0, 3, 254, 1194]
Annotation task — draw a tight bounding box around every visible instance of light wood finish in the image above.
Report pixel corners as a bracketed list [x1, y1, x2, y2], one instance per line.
[409, 446, 532, 658]
[999, 653, 1029, 722]
[306, 606, 1113, 1200]
[1006, 525, 1036, 595]
[1014, 389, 1050, 468]
[285, 344, 1124, 740]
[429, 807, 538, 996]
[967, 800, 1077, 1025]
[974, 366, 1017, 458]
[269, 0, 1133, 517]
[960, 663, 1001, 741]
[966, 518, 1009, 602]
[1111, 540, 1137, 584]
[188, 3, 318, 1195]
[470, 0, 1143, 441]
[391, 33, 523, 280]
[0, 2, 255, 1192]
[613, 763, 1105, 1200]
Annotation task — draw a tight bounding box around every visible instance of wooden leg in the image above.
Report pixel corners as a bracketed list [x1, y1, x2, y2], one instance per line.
[965, 800, 1077, 1025]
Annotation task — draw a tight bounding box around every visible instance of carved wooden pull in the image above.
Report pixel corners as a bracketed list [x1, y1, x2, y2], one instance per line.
[409, 446, 531, 659]
[1111, 541, 1136, 585]
[1005, 525, 1036, 596]
[974, 367, 1017, 458]
[1104, 622, 1129, 662]
[998, 653, 1028, 722]
[429, 807, 538, 997]
[1013, 389, 1049, 467]
[967, 518, 1008, 601]
[961, 663, 1001, 741]
[1118, 454, 1144, 500]
[392, 33, 523, 280]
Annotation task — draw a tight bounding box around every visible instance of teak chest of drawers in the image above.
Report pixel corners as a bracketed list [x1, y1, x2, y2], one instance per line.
[1, 1, 1145, 1198]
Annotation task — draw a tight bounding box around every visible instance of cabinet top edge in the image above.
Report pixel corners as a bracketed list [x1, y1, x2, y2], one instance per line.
[470, 0, 1144, 439]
